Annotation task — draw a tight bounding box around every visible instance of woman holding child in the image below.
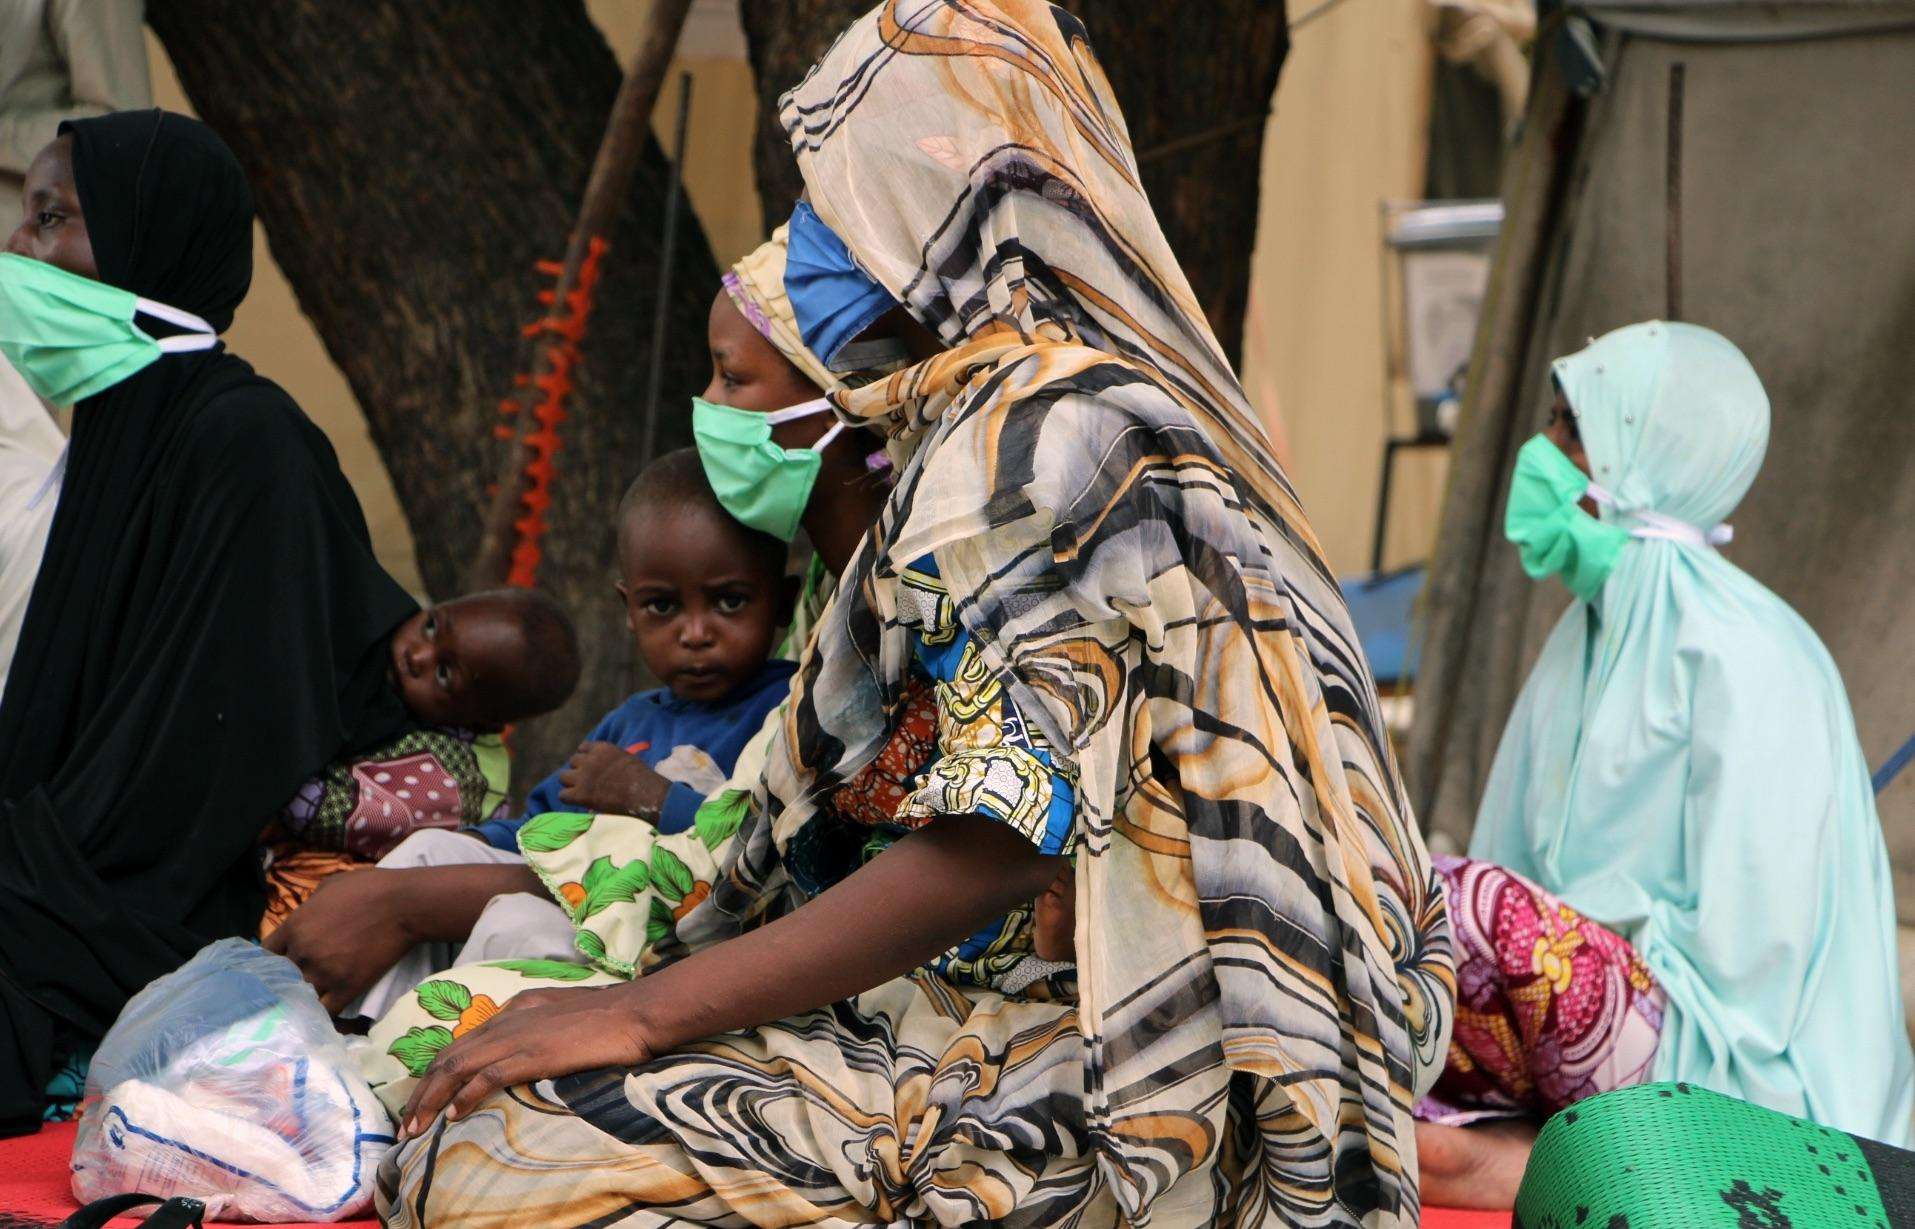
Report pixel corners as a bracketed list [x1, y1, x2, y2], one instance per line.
[377, 3, 1451, 1226]
[0, 111, 423, 1132]
[266, 226, 887, 1023]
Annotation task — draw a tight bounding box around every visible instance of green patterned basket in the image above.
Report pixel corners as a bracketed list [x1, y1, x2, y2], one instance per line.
[1514, 1083, 1915, 1228]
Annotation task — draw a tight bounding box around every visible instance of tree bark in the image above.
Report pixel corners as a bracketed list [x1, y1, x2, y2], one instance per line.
[148, 0, 721, 797]
[738, 0, 1289, 364]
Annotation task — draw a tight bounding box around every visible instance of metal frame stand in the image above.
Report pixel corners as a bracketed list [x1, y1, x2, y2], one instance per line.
[1370, 431, 1451, 575]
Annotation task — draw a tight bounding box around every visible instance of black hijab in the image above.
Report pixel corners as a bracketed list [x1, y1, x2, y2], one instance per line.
[0, 111, 416, 1131]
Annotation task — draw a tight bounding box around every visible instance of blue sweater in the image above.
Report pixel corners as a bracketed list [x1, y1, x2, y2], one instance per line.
[473, 658, 798, 849]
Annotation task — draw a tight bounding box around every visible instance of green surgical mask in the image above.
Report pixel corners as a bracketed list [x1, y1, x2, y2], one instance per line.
[0, 252, 218, 406]
[1505, 434, 1629, 600]
[692, 395, 844, 542]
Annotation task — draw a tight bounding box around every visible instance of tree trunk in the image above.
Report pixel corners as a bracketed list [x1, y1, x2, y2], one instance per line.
[148, 0, 721, 796]
[738, 0, 1289, 364]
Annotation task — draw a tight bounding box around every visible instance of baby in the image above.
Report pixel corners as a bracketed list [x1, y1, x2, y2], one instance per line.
[260, 588, 580, 937]
[383, 588, 580, 735]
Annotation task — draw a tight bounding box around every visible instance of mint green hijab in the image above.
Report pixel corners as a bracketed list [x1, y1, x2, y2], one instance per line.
[1472, 321, 1914, 1144]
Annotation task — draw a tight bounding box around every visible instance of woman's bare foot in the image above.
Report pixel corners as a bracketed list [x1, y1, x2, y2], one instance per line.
[1417, 1118, 1538, 1210]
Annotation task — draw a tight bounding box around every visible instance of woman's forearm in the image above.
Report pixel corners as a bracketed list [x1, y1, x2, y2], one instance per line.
[626, 814, 1064, 1053]
[392, 862, 546, 943]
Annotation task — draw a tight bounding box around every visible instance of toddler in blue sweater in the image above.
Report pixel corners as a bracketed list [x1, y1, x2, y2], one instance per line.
[474, 449, 798, 845]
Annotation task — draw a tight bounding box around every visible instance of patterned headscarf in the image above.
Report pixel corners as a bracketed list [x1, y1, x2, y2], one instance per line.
[723, 225, 842, 393]
[676, 4, 1454, 1224]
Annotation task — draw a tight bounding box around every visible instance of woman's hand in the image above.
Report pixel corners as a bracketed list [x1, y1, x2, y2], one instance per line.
[264, 869, 417, 1014]
[266, 861, 545, 1015]
[397, 984, 655, 1139]
[557, 741, 671, 817]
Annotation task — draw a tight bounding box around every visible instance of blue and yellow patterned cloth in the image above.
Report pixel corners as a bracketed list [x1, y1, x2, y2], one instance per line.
[889, 558, 1075, 987]
[781, 557, 1076, 991]
[893, 557, 1076, 853]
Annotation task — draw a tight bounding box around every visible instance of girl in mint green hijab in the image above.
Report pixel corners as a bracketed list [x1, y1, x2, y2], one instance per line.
[1421, 321, 1913, 1208]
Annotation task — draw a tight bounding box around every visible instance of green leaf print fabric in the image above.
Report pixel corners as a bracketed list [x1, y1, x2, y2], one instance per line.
[359, 959, 622, 1118]
[359, 811, 736, 1118]
[518, 810, 732, 978]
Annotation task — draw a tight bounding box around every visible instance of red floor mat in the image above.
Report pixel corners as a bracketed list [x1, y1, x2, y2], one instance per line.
[0, 1121, 375, 1227]
[0, 1119, 1509, 1227]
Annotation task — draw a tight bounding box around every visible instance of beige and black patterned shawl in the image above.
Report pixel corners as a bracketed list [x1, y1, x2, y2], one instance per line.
[671, 3, 1454, 1223]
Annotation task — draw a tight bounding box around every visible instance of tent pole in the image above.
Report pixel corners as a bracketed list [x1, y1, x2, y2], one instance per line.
[467, 0, 696, 590]
[1666, 62, 1686, 323]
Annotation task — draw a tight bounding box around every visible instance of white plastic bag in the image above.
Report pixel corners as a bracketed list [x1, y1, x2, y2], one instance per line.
[70, 939, 395, 1222]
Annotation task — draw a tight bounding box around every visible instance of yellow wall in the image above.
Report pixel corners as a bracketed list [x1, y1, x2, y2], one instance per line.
[1241, 0, 1442, 574]
[594, 0, 766, 268]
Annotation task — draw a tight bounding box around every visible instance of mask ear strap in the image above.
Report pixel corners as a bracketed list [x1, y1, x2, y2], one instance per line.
[813, 421, 847, 453]
[1627, 510, 1733, 550]
[1589, 482, 1734, 549]
[763, 396, 835, 425]
[135, 297, 218, 350]
[154, 334, 219, 354]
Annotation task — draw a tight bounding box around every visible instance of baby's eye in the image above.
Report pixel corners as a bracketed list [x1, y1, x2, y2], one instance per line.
[715, 593, 750, 615]
[422, 615, 437, 640]
[436, 663, 451, 689]
[643, 598, 677, 617]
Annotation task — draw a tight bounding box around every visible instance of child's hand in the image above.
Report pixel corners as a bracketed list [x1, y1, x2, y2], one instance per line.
[558, 741, 672, 819]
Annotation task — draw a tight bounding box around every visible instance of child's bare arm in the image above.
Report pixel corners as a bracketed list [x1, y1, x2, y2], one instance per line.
[389, 862, 546, 940]
[268, 862, 543, 1014]
[400, 814, 1062, 1133]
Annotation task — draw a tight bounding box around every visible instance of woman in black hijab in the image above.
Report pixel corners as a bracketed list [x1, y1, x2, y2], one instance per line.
[0, 110, 417, 1133]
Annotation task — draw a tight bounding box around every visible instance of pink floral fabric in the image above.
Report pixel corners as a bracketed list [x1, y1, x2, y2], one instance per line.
[1420, 855, 1665, 1124]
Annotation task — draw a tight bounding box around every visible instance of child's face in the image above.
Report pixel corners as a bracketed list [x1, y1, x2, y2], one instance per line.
[617, 508, 792, 704]
[703, 291, 824, 435]
[388, 596, 534, 730]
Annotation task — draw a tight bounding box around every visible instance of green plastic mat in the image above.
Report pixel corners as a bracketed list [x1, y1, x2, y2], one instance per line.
[1514, 1082, 1915, 1228]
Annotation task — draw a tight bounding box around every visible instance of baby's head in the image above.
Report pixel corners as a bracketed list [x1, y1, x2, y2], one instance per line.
[617, 448, 796, 704]
[388, 589, 581, 730]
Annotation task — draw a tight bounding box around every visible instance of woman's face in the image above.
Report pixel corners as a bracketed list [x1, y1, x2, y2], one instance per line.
[1544, 390, 1589, 475]
[702, 290, 827, 448]
[1545, 390, 1600, 516]
[6, 136, 98, 279]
